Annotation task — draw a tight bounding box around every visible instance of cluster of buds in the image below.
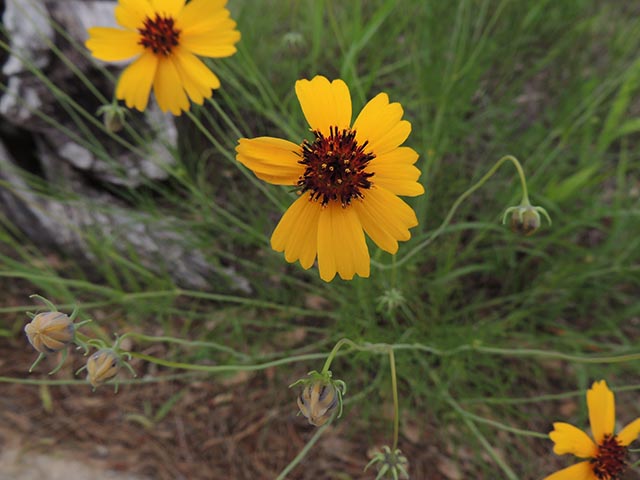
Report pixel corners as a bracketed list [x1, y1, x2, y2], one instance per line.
[290, 370, 347, 427]
[24, 295, 134, 390]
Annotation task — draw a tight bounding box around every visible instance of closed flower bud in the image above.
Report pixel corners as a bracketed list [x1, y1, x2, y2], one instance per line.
[97, 103, 126, 133]
[503, 202, 551, 236]
[297, 381, 339, 427]
[510, 206, 541, 236]
[24, 312, 75, 354]
[86, 349, 120, 388]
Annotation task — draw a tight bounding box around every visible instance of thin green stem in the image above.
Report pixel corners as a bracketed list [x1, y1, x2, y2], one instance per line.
[459, 412, 519, 480]
[132, 350, 337, 373]
[275, 419, 331, 480]
[320, 338, 359, 374]
[389, 348, 400, 450]
[116, 332, 251, 361]
[382, 155, 531, 269]
[447, 395, 547, 439]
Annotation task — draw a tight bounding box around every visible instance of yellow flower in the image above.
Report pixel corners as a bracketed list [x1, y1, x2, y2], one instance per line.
[236, 76, 425, 282]
[544, 380, 640, 480]
[85, 0, 241, 115]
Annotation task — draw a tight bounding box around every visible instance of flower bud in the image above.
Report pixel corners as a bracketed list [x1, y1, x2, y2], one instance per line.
[365, 446, 410, 480]
[510, 206, 541, 236]
[24, 312, 74, 354]
[503, 202, 551, 236]
[97, 104, 126, 133]
[297, 381, 339, 427]
[86, 349, 120, 388]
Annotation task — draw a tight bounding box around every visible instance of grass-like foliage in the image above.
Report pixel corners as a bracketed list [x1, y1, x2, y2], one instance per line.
[1, 1, 640, 478]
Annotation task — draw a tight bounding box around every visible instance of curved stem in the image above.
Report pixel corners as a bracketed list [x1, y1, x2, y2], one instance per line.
[320, 338, 358, 374]
[384, 155, 530, 269]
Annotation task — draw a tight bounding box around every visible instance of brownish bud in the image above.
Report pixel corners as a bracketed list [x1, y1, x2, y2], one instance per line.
[24, 312, 74, 354]
[510, 207, 541, 236]
[297, 381, 339, 426]
[86, 349, 120, 388]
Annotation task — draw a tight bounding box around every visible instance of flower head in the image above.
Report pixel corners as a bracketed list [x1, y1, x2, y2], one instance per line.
[86, 349, 121, 389]
[544, 380, 640, 480]
[86, 0, 241, 115]
[25, 311, 75, 354]
[503, 202, 551, 236]
[290, 370, 347, 427]
[236, 76, 425, 281]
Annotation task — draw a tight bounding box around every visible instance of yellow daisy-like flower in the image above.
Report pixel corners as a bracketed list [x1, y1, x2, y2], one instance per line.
[85, 0, 240, 115]
[544, 380, 640, 480]
[236, 76, 425, 282]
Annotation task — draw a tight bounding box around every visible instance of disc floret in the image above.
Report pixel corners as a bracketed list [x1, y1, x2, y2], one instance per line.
[138, 14, 181, 56]
[298, 126, 375, 207]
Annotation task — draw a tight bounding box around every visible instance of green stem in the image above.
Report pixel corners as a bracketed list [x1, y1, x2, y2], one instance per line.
[447, 395, 547, 439]
[384, 155, 530, 269]
[132, 350, 337, 374]
[320, 338, 358, 374]
[275, 420, 331, 480]
[389, 348, 400, 451]
[115, 332, 251, 360]
[459, 411, 519, 480]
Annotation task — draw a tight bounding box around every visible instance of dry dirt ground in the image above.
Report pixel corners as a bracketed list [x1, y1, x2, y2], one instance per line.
[0, 332, 458, 480]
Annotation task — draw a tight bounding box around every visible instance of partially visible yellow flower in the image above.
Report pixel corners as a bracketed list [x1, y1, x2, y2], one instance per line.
[544, 380, 640, 480]
[236, 76, 425, 281]
[86, 0, 241, 115]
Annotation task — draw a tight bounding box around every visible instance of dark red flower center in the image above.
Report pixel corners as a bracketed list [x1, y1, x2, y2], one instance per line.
[138, 14, 181, 56]
[297, 126, 375, 207]
[591, 435, 628, 480]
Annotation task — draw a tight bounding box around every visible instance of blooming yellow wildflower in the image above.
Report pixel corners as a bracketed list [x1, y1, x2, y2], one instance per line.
[86, 0, 240, 115]
[236, 76, 425, 281]
[544, 380, 640, 480]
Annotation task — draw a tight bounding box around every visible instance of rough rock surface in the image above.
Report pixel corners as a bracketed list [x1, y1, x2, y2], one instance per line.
[0, 0, 249, 291]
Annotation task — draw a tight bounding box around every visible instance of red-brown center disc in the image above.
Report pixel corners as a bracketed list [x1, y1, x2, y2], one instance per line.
[138, 14, 181, 56]
[297, 126, 375, 207]
[591, 435, 628, 480]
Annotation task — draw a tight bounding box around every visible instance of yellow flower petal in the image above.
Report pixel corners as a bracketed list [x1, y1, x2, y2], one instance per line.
[352, 186, 418, 254]
[177, 0, 230, 35]
[150, 0, 185, 17]
[115, 51, 158, 111]
[549, 422, 598, 458]
[172, 47, 220, 104]
[85, 28, 143, 62]
[617, 417, 640, 446]
[152, 57, 190, 115]
[236, 137, 303, 186]
[369, 147, 424, 197]
[587, 380, 615, 444]
[271, 193, 321, 270]
[295, 76, 352, 136]
[317, 202, 369, 282]
[542, 461, 595, 480]
[180, 19, 241, 58]
[115, 0, 153, 30]
[353, 92, 411, 155]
